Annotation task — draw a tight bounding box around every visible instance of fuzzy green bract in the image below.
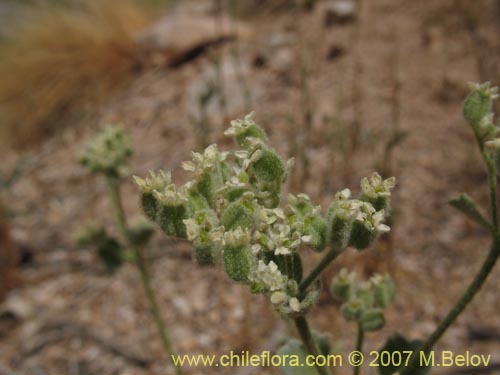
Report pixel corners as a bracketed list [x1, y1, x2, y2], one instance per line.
[331, 269, 395, 332]
[134, 113, 395, 318]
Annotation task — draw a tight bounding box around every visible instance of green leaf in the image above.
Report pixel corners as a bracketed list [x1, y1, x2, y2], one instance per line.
[277, 338, 318, 375]
[311, 330, 330, 356]
[127, 218, 155, 247]
[449, 193, 492, 230]
[378, 335, 430, 375]
[98, 238, 126, 273]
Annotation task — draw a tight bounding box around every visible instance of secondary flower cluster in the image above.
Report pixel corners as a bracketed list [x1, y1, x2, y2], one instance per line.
[134, 113, 395, 317]
[331, 269, 395, 331]
[80, 127, 132, 180]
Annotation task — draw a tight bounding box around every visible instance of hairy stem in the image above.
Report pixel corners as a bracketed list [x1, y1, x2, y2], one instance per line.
[354, 323, 364, 375]
[294, 316, 330, 375]
[106, 179, 183, 375]
[300, 247, 342, 294]
[486, 157, 498, 229]
[133, 245, 182, 375]
[403, 239, 500, 373]
[402, 157, 500, 374]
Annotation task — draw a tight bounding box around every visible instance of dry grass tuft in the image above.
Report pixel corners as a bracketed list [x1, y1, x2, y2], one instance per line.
[0, 0, 158, 148]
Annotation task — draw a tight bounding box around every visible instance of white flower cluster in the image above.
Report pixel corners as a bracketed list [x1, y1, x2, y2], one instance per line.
[467, 82, 499, 100]
[80, 127, 132, 177]
[134, 113, 395, 318]
[153, 183, 189, 206]
[182, 144, 228, 177]
[355, 204, 390, 233]
[360, 173, 396, 200]
[133, 170, 171, 194]
[224, 112, 258, 137]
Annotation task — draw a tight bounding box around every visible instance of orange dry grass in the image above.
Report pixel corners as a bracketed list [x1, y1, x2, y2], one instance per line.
[0, 0, 156, 148]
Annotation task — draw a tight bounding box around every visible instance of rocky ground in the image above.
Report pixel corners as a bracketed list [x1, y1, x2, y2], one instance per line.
[1, 0, 500, 374]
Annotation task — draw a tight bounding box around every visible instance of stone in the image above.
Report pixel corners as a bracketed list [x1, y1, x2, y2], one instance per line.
[136, 14, 251, 67]
[323, 0, 357, 26]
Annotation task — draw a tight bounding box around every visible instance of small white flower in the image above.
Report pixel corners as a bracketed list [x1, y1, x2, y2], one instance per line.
[486, 137, 500, 150]
[251, 244, 262, 254]
[224, 228, 251, 247]
[249, 260, 286, 292]
[335, 189, 351, 201]
[360, 172, 396, 199]
[183, 219, 200, 241]
[153, 183, 188, 205]
[275, 246, 291, 255]
[270, 291, 288, 305]
[301, 235, 312, 243]
[289, 298, 301, 312]
[182, 144, 228, 177]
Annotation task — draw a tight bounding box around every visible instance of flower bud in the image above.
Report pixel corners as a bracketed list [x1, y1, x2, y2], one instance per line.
[141, 193, 158, 221]
[308, 217, 328, 252]
[349, 219, 375, 250]
[251, 149, 286, 184]
[74, 222, 107, 247]
[372, 274, 395, 309]
[360, 308, 385, 332]
[222, 199, 255, 230]
[193, 243, 216, 266]
[157, 204, 187, 238]
[223, 228, 252, 282]
[154, 184, 189, 238]
[98, 238, 125, 273]
[279, 281, 320, 318]
[223, 244, 251, 283]
[133, 170, 171, 221]
[341, 298, 364, 322]
[327, 201, 356, 251]
[349, 204, 389, 250]
[463, 82, 498, 125]
[360, 173, 396, 213]
[330, 268, 355, 302]
[224, 112, 268, 148]
[356, 281, 374, 309]
[236, 125, 267, 148]
[127, 218, 155, 247]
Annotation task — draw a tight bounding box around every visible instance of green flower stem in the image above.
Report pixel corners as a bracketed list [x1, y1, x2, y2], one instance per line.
[300, 247, 342, 294]
[403, 239, 500, 373]
[106, 178, 183, 375]
[294, 316, 331, 375]
[486, 157, 498, 229]
[354, 323, 364, 375]
[402, 156, 500, 374]
[107, 178, 128, 236]
[133, 245, 183, 375]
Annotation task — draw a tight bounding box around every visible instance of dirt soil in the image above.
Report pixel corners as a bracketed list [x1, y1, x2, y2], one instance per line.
[1, 0, 500, 374]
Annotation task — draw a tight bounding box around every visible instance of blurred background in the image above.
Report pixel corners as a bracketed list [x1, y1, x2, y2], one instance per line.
[1, 0, 500, 374]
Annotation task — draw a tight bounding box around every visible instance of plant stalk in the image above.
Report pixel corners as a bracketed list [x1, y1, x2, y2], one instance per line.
[403, 239, 500, 373]
[402, 155, 500, 374]
[106, 178, 183, 375]
[294, 316, 330, 375]
[486, 157, 498, 229]
[300, 246, 342, 294]
[354, 323, 364, 375]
